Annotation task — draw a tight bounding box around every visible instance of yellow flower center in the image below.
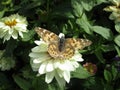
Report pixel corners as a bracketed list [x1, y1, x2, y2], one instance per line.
[4, 19, 17, 27]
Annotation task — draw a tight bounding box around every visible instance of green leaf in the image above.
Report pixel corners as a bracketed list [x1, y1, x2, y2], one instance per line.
[95, 49, 105, 64]
[79, 0, 108, 11]
[80, 0, 95, 11]
[114, 35, 120, 47]
[1, 0, 12, 5]
[76, 13, 93, 34]
[114, 45, 120, 56]
[32, 77, 48, 90]
[48, 83, 64, 90]
[115, 23, 120, 33]
[71, 64, 92, 79]
[71, 0, 83, 17]
[101, 44, 115, 52]
[24, 0, 45, 10]
[4, 39, 17, 56]
[22, 30, 35, 41]
[83, 77, 104, 90]
[111, 66, 118, 80]
[51, 2, 74, 19]
[0, 10, 5, 18]
[93, 26, 113, 40]
[13, 75, 31, 90]
[48, 85, 57, 90]
[104, 69, 112, 82]
[104, 84, 114, 90]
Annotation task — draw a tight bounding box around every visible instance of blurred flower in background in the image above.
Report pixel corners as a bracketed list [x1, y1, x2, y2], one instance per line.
[83, 62, 97, 75]
[29, 39, 84, 87]
[0, 50, 15, 71]
[0, 14, 28, 42]
[104, 0, 120, 23]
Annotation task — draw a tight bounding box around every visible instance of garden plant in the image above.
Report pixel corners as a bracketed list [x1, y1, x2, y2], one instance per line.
[0, 0, 120, 90]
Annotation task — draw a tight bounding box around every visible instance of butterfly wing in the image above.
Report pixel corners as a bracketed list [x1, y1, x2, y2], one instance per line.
[61, 46, 75, 59]
[35, 27, 59, 43]
[59, 38, 92, 59]
[65, 38, 92, 50]
[48, 42, 75, 59]
[46, 37, 92, 59]
[35, 27, 61, 58]
[35, 27, 92, 59]
[47, 42, 60, 58]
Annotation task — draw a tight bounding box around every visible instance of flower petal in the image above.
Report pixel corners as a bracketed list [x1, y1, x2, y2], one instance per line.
[18, 31, 23, 38]
[4, 33, 11, 41]
[63, 71, 70, 83]
[34, 40, 46, 45]
[71, 61, 79, 69]
[12, 30, 18, 39]
[46, 60, 54, 72]
[45, 71, 55, 83]
[57, 60, 74, 71]
[29, 52, 50, 59]
[38, 61, 47, 74]
[30, 60, 41, 71]
[33, 59, 43, 64]
[72, 51, 84, 62]
[31, 45, 47, 52]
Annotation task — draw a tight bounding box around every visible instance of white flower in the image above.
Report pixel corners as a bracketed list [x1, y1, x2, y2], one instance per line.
[104, 0, 120, 23]
[0, 14, 28, 41]
[29, 39, 84, 87]
[104, 0, 120, 12]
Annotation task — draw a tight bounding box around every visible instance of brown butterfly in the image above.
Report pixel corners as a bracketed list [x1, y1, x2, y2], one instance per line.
[35, 27, 92, 59]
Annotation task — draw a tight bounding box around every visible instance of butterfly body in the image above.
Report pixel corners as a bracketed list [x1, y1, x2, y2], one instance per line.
[35, 27, 92, 59]
[58, 33, 65, 52]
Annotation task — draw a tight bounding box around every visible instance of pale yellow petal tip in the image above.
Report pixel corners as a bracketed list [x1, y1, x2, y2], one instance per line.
[34, 39, 48, 45]
[33, 59, 41, 63]
[104, 6, 119, 12]
[72, 51, 84, 62]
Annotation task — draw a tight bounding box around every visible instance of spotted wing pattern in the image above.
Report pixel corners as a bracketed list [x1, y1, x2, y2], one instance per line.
[47, 42, 59, 58]
[48, 42, 75, 59]
[35, 27, 92, 59]
[35, 27, 59, 43]
[61, 45, 75, 59]
[59, 38, 92, 59]
[65, 38, 92, 50]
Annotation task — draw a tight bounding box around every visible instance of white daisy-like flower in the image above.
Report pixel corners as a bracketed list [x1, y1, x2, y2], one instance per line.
[0, 14, 28, 41]
[29, 39, 84, 86]
[104, 0, 120, 23]
[104, 0, 120, 12]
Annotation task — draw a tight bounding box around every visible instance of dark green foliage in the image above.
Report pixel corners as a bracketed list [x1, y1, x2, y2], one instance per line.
[0, 0, 120, 90]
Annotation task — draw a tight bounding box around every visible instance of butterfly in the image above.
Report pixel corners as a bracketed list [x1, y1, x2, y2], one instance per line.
[35, 27, 92, 59]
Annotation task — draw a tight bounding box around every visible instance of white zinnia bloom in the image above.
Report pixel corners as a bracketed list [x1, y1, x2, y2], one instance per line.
[29, 39, 84, 87]
[0, 14, 28, 41]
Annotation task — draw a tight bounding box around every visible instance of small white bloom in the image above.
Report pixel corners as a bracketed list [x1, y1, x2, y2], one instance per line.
[104, 0, 120, 23]
[29, 39, 84, 86]
[0, 14, 28, 41]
